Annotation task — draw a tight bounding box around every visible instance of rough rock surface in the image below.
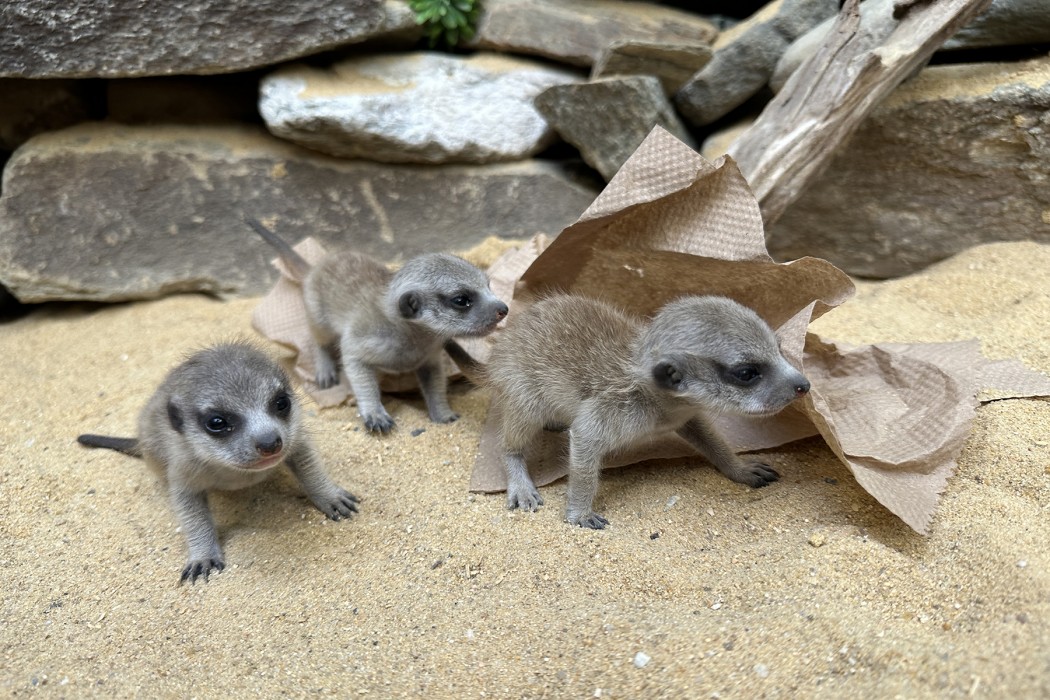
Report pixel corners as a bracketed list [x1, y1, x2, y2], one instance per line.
[0, 0, 407, 78]
[535, 76, 696, 181]
[0, 124, 598, 302]
[472, 0, 717, 67]
[764, 57, 1050, 277]
[260, 52, 579, 164]
[591, 41, 714, 96]
[675, 0, 838, 127]
[772, 0, 1050, 92]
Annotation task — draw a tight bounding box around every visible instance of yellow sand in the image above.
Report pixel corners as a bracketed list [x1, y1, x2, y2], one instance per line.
[1, 241, 1047, 697]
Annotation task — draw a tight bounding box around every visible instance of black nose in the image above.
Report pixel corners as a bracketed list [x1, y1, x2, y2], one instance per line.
[256, 434, 283, 456]
[794, 379, 811, 397]
[495, 302, 509, 320]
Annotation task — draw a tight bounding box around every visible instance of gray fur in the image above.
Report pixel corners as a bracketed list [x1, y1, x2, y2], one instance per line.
[479, 294, 810, 529]
[77, 342, 358, 583]
[248, 218, 508, 433]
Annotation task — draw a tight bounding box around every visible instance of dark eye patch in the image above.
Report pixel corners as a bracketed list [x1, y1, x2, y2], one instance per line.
[271, 391, 292, 417]
[445, 291, 474, 310]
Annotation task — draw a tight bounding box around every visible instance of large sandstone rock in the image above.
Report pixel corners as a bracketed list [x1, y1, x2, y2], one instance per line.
[472, 0, 717, 67]
[535, 76, 695, 181]
[260, 52, 579, 164]
[764, 57, 1050, 277]
[675, 0, 838, 127]
[0, 124, 598, 303]
[0, 0, 411, 78]
[772, 0, 1050, 92]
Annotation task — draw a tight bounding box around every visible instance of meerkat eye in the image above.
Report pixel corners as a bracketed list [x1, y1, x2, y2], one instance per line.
[205, 415, 232, 434]
[729, 365, 762, 385]
[273, 393, 292, 414]
[449, 294, 473, 309]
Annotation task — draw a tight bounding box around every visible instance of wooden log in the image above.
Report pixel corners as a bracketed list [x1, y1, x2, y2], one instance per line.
[728, 0, 994, 231]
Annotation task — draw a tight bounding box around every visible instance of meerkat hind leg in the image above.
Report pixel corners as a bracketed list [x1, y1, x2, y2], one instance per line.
[677, 417, 779, 487]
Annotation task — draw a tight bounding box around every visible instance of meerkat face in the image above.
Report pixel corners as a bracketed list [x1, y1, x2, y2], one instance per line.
[392, 254, 509, 338]
[165, 344, 302, 471]
[645, 297, 810, 417]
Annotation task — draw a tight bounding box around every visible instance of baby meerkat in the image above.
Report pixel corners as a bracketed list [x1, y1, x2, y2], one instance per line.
[446, 294, 810, 529]
[77, 342, 358, 583]
[247, 218, 508, 434]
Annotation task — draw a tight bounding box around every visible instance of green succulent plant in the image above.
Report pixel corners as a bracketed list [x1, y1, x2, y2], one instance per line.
[409, 0, 481, 48]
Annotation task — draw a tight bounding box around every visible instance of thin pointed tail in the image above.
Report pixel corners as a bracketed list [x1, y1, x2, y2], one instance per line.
[245, 216, 312, 279]
[77, 434, 143, 458]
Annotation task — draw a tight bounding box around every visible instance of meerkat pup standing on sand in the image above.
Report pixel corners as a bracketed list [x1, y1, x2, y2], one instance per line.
[446, 294, 810, 529]
[247, 218, 508, 434]
[77, 342, 359, 583]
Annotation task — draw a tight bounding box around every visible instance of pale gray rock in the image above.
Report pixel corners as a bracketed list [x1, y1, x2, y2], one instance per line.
[591, 41, 714, 96]
[0, 124, 598, 302]
[535, 76, 696, 182]
[766, 57, 1050, 277]
[0, 0, 406, 78]
[0, 79, 97, 151]
[675, 0, 838, 127]
[260, 52, 580, 164]
[473, 0, 717, 67]
[773, 0, 1050, 92]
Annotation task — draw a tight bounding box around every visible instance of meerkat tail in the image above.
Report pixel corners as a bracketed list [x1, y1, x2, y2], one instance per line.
[444, 339, 484, 385]
[77, 434, 143, 458]
[245, 216, 312, 279]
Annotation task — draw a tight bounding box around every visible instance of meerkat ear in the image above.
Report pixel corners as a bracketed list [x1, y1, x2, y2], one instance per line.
[166, 400, 185, 433]
[398, 291, 422, 319]
[652, 359, 684, 390]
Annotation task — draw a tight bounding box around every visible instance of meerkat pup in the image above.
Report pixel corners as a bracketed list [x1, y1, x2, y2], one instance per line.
[77, 342, 359, 583]
[447, 294, 810, 529]
[247, 218, 508, 434]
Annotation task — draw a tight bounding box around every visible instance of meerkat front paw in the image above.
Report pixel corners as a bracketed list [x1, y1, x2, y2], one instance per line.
[315, 489, 359, 520]
[430, 409, 460, 424]
[734, 461, 780, 488]
[363, 410, 396, 434]
[568, 510, 609, 530]
[506, 484, 544, 512]
[315, 369, 340, 389]
[180, 556, 225, 585]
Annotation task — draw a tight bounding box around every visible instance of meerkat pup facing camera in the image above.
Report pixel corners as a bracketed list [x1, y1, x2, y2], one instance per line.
[77, 342, 359, 583]
[247, 218, 508, 434]
[447, 294, 810, 529]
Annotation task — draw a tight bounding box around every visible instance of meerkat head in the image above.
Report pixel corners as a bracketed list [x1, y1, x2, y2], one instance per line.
[387, 253, 509, 339]
[638, 296, 810, 417]
[164, 343, 302, 471]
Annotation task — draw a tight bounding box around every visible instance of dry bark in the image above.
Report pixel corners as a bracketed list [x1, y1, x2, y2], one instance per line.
[728, 0, 994, 230]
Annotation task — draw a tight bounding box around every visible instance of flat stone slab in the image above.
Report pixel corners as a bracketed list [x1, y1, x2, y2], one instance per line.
[0, 124, 598, 302]
[260, 52, 579, 164]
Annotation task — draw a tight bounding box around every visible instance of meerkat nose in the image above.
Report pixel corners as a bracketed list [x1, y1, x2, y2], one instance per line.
[495, 302, 509, 320]
[794, 379, 811, 397]
[256, 434, 283, 456]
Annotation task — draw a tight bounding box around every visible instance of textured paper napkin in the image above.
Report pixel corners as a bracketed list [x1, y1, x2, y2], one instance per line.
[463, 127, 1050, 534]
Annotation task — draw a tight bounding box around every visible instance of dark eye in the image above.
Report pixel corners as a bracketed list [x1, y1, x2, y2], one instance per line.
[729, 366, 761, 385]
[450, 294, 472, 309]
[205, 415, 232, 434]
[273, 393, 292, 414]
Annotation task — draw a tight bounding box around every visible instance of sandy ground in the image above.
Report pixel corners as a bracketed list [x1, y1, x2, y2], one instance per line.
[1, 241, 1047, 698]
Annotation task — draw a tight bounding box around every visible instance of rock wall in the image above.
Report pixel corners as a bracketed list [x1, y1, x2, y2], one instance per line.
[2, 0, 1049, 303]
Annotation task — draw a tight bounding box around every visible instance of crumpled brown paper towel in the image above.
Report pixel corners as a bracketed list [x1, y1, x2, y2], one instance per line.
[464, 126, 1050, 534]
